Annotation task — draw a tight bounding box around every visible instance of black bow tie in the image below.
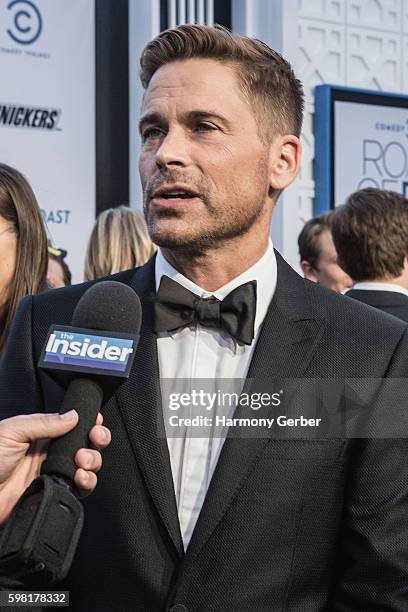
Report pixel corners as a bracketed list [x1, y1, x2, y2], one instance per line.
[153, 276, 257, 345]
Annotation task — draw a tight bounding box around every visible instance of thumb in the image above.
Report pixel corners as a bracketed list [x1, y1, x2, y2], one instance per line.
[0, 410, 79, 444]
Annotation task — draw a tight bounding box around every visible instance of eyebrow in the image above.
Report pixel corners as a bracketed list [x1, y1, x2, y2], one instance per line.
[138, 112, 165, 134]
[138, 110, 231, 134]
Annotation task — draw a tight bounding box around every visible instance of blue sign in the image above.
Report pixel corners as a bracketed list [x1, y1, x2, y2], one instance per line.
[39, 326, 139, 378]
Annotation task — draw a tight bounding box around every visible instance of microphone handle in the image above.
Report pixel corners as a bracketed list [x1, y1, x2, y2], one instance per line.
[41, 378, 103, 484]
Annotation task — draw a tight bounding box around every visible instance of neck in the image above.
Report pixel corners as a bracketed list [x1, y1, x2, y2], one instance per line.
[161, 235, 270, 292]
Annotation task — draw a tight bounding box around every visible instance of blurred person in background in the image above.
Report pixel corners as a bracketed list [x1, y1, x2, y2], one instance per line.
[84, 205, 156, 281]
[0, 163, 48, 353]
[298, 211, 352, 292]
[332, 188, 408, 322]
[47, 246, 72, 288]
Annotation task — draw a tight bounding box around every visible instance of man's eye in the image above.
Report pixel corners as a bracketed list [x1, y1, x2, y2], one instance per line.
[142, 128, 163, 141]
[195, 123, 216, 132]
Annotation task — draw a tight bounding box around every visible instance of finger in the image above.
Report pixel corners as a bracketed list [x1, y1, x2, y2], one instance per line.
[75, 448, 102, 473]
[88, 425, 111, 451]
[74, 468, 97, 495]
[96, 413, 103, 426]
[0, 411, 79, 444]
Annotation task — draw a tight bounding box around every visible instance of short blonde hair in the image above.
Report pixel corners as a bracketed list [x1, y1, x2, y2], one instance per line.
[84, 206, 156, 281]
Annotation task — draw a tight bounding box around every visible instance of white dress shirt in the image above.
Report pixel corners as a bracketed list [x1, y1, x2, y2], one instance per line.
[155, 241, 277, 548]
[352, 281, 408, 297]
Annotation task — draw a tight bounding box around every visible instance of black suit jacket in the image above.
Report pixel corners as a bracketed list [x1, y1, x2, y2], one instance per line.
[1, 252, 408, 611]
[346, 288, 408, 323]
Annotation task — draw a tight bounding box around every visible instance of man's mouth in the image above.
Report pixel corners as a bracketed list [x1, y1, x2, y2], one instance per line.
[151, 184, 201, 206]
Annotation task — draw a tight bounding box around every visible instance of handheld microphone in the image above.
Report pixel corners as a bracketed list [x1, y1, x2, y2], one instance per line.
[40, 280, 142, 481]
[0, 281, 142, 587]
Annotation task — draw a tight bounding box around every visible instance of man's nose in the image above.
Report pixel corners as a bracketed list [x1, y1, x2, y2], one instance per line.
[155, 129, 189, 169]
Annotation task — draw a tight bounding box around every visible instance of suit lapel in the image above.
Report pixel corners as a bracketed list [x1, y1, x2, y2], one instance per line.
[116, 256, 184, 558]
[181, 252, 326, 569]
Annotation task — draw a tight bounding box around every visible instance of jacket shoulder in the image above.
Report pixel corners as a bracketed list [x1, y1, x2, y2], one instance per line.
[306, 279, 407, 330]
[32, 269, 137, 319]
[303, 278, 408, 364]
[276, 250, 407, 337]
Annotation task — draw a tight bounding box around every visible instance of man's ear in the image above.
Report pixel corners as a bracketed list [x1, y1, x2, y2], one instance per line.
[300, 260, 318, 283]
[269, 135, 302, 191]
[400, 256, 408, 285]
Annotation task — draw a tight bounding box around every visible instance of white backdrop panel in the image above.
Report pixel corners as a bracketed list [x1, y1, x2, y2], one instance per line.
[0, 0, 95, 283]
[334, 99, 408, 204]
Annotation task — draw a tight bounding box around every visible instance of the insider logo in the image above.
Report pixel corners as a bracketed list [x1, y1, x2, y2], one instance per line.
[0, 103, 61, 130]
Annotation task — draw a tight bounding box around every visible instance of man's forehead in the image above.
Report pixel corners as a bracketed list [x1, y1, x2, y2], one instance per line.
[150, 57, 235, 82]
[142, 58, 239, 105]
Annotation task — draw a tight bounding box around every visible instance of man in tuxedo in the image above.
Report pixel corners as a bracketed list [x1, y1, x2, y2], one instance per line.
[1, 25, 408, 611]
[298, 211, 352, 292]
[332, 187, 408, 322]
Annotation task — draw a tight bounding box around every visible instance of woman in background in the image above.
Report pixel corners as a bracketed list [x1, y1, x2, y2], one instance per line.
[0, 163, 48, 353]
[84, 205, 156, 281]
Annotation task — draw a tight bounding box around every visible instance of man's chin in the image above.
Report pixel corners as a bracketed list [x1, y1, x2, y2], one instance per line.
[150, 232, 199, 250]
[147, 219, 199, 248]
[148, 219, 253, 253]
[149, 229, 221, 256]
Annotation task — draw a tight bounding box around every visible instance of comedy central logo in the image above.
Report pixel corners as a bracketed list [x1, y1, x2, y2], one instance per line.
[7, 0, 42, 45]
[40, 327, 137, 377]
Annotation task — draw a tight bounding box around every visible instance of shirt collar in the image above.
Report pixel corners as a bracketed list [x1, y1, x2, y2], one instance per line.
[155, 239, 277, 335]
[352, 281, 408, 297]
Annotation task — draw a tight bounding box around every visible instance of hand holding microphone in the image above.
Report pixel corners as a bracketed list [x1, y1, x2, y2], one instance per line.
[0, 280, 141, 587]
[0, 410, 111, 525]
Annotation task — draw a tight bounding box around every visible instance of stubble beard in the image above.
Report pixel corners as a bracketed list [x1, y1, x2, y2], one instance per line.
[144, 196, 267, 257]
[143, 165, 269, 256]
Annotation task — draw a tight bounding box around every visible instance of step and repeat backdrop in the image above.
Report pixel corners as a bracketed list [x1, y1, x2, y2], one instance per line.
[0, 0, 95, 282]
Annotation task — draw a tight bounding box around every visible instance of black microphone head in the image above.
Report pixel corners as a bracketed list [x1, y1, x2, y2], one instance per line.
[72, 281, 142, 334]
[39, 281, 142, 392]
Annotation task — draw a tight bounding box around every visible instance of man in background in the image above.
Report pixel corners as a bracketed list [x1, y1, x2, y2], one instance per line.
[298, 211, 352, 292]
[332, 187, 408, 322]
